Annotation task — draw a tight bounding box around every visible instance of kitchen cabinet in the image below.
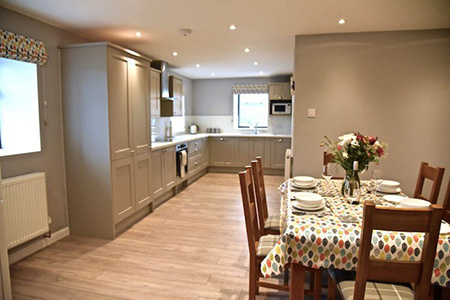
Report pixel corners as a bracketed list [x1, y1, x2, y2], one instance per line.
[171, 76, 183, 116]
[188, 138, 208, 176]
[150, 68, 161, 117]
[209, 137, 235, 166]
[270, 138, 291, 169]
[269, 83, 291, 100]
[151, 146, 176, 198]
[235, 138, 251, 166]
[60, 43, 152, 239]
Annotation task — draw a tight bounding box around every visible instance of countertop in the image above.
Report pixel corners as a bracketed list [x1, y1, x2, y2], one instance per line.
[151, 133, 291, 150]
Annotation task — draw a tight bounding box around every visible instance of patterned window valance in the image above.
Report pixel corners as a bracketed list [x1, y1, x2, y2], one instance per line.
[0, 29, 48, 65]
[232, 84, 268, 94]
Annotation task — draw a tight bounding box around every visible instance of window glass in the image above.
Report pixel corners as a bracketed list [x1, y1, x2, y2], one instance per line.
[0, 58, 41, 157]
[235, 93, 268, 128]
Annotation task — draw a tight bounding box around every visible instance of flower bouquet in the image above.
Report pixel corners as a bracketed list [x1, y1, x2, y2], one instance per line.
[321, 132, 388, 196]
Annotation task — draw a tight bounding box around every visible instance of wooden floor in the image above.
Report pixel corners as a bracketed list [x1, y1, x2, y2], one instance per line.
[10, 172, 322, 299]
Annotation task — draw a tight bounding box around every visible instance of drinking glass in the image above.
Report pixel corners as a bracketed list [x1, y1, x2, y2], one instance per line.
[372, 170, 383, 194]
[321, 163, 333, 196]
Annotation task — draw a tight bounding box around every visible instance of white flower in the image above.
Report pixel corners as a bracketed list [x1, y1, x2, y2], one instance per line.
[338, 133, 356, 142]
[374, 141, 380, 147]
[351, 140, 359, 147]
[343, 152, 349, 158]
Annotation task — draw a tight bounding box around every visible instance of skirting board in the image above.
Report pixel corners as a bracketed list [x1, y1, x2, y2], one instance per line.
[8, 227, 70, 265]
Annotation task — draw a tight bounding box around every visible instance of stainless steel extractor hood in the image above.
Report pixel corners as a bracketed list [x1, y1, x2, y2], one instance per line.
[151, 60, 171, 99]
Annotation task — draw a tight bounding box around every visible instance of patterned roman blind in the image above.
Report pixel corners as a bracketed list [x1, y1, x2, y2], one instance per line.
[0, 29, 48, 65]
[232, 84, 268, 94]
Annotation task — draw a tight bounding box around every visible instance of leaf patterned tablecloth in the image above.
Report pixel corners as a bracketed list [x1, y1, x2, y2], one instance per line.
[260, 179, 450, 288]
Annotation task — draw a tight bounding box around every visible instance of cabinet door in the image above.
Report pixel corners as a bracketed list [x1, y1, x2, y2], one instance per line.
[264, 139, 272, 168]
[108, 49, 133, 161]
[150, 69, 160, 117]
[151, 150, 164, 198]
[131, 60, 150, 155]
[235, 138, 251, 167]
[163, 147, 176, 189]
[269, 83, 291, 100]
[112, 157, 135, 224]
[202, 138, 209, 168]
[270, 138, 291, 169]
[173, 98, 183, 116]
[134, 152, 152, 210]
[251, 138, 265, 162]
[209, 138, 235, 166]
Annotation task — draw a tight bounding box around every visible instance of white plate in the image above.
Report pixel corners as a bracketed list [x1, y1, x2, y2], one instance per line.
[293, 176, 315, 185]
[379, 180, 400, 189]
[292, 182, 318, 189]
[399, 198, 430, 208]
[293, 202, 325, 211]
[440, 222, 450, 235]
[382, 195, 407, 203]
[377, 187, 402, 194]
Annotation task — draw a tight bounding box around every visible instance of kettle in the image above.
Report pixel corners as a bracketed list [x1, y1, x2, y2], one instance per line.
[189, 124, 199, 134]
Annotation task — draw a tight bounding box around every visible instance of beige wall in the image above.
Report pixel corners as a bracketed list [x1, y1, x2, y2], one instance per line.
[292, 29, 450, 204]
[0, 7, 89, 231]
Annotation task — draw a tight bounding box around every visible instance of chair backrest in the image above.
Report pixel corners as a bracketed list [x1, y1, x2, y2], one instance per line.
[239, 167, 261, 257]
[251, 157, 268, 234]
[443, 179, 450, 223]
[354, 201, 443, 300]
[413, 162, 445, 204]
[323, 152, 335, 165]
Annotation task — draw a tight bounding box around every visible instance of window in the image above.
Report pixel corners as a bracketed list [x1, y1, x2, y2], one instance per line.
[0, 58, 41, 157]
[233, 93, 269, 129]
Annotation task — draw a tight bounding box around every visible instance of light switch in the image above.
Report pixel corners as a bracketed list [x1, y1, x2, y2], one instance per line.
[307, 108, 316, 118]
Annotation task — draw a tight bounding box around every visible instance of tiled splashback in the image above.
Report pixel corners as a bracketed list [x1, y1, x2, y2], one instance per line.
[184, 115, 292, 135]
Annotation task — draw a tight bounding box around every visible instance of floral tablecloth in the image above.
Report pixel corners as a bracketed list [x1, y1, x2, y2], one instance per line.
[260, 179, 450, 288]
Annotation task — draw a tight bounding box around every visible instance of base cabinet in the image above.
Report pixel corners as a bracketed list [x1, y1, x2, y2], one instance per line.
[210, 137, 235, 166]
[112, 157, 135, 224]
[151, 146, 176, 198]
[270, 138, 291, 169]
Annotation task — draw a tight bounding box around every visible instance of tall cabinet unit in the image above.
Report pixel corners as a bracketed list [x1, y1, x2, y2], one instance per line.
[60, 43, 152, 239]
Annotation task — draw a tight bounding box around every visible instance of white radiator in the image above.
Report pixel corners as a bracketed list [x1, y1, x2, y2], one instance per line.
[1, 172, 49, 249]
[284, 149, 293, 181]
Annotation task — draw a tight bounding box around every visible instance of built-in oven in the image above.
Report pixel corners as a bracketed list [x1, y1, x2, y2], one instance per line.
[270, 100, 292, 115]
[176, 143, 188, 178]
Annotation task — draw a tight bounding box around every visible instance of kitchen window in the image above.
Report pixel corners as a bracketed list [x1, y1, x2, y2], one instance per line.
[233, 93, 269, 129]
[0, 58, 41, 157]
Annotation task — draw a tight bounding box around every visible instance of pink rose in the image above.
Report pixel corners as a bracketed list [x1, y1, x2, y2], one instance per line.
[376, 147, 384, 156]
[337, 145, 341, 150]
[356, 134, 364, 141]
[368, 136, 377, 145]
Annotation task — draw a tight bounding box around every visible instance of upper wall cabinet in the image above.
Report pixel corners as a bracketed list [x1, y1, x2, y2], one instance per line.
[150, 68, 161, 117]
[169, 76, 182, 100]
[269, 83, 291, 100]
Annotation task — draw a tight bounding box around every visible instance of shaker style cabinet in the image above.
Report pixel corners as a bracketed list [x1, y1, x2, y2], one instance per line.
[150, 68, 161, 117]
[209, 137, 236, 166]
[151, 146, 176, 199]
[269, 83, 291, 100]
[60, 43, 152, 239]
[270, 138, 291, 169]
[170, 76, 183, 116]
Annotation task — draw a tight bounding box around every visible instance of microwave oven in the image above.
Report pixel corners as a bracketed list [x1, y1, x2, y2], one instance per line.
[271, 102, 291, 115]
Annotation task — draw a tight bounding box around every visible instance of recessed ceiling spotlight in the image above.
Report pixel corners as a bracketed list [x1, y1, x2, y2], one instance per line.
[211, 72, 215, 76]
[196, 64, 200, 68]
[135, 31, 142, 37]
[244, 48, 250, 53]
[229, 24, 237, 30]
[259, 71, 264, 75]
[254, 61, 258, 66]
[173, 52, 178, 56]
[338, 19, 346, 25]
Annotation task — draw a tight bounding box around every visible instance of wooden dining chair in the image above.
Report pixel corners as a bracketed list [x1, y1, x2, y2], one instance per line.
[323, 152, 343, 180]
[247, 162, 324, 299]
[442, 179, 450, 223]
[250, 157, 281, 235]
[414, 162, 445, 204]
[239, 167, 289, 299]
[329, 200, 443, 300]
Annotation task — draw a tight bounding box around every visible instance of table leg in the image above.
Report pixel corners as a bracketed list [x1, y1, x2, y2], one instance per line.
[289, 262, 305, 300]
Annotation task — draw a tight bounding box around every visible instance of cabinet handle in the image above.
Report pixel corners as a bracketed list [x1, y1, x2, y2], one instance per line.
[278, 139, 282, 142]
[195, 162, 198, 165]
[195, 142, 198, 145]
[195, 148, 198, 152]
[278, 96, 282, 99]
[131, 150, 135, 154]
[220, 138, 224, 141]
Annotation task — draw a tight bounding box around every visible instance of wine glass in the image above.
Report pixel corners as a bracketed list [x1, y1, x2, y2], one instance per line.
[321, 163, 333, 196]
[372, 170, 383, 194]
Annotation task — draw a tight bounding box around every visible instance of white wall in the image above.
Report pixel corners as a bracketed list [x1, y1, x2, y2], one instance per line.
[292, 29, 450, 204]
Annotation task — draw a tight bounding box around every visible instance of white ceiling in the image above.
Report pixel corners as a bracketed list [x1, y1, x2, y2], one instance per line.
[2, 0, 450, 79]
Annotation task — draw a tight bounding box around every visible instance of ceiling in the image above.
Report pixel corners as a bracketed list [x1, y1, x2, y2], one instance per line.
[1, 0, 450, 79]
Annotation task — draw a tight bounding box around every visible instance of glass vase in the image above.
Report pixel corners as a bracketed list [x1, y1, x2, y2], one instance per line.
[341, 170, 362, 204]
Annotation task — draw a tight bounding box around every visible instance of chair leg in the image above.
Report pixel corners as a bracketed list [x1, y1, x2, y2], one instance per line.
[249, 258, 257, 299]
[314, 269, 322, 300]
[284, 266, 289, 286]
[327, 272, 336, 300]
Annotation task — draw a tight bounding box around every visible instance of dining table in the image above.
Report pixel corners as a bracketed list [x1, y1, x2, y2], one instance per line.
[260, 179, 450, 299]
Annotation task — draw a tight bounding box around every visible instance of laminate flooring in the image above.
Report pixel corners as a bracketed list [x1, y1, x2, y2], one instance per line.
[10, 172, 325, 299]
